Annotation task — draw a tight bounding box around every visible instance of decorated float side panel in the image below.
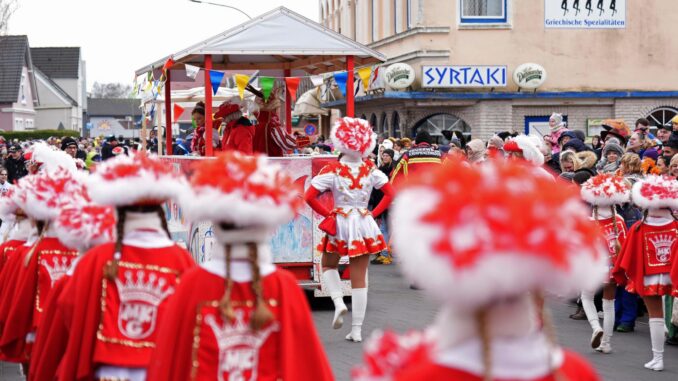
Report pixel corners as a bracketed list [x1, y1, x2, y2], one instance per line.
[161, 156, 334, 265]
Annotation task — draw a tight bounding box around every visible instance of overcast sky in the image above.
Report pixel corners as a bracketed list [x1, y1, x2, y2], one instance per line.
[8, 0, 319, 90]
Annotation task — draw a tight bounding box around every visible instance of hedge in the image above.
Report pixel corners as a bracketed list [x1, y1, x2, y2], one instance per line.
[0, 130, 80, 141]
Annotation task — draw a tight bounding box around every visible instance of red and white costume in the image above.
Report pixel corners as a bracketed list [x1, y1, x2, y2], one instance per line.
[503, 135, 555, 180]
[148, 151, 333, 381]
[29, 201, 115, 381]
[578, 174, 631, 354]
[353, 158, 606, 381]
[0, 149, 86, 362]
[305, 117, 394, 343]
[55, 152, 195, 381]
[613, 175, 677, 371]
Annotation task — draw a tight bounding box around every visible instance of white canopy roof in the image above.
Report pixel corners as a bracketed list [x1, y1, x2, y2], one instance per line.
[135, 6, 385, 77]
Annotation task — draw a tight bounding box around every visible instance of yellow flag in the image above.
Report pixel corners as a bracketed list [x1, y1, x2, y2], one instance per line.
[358, 67, 372, 91]
[235, 74, 250, 100]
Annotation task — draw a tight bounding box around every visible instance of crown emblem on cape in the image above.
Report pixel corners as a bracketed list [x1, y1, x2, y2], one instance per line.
[115, 270, 174, 306]
[41, 256, 72, 285]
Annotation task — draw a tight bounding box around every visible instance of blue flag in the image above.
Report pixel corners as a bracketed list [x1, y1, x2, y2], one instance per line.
[209, 70, 225, 95]
[333, 72, 348, 97]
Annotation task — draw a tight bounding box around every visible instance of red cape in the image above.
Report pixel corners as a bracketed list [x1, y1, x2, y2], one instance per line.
[395, 350, 599, 381]
[147, 267, 334, 381]
[0, 240, 27, 362]
[0, 237, 75, 359]
[613, 221, 678, 296]
[28, 275, 69, 381]
[57, 242, 194, 381]
[0, 239, 24, 272]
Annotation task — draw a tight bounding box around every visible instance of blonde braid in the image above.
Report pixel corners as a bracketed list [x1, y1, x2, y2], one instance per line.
[248, 242, 274, 331]
[219, 245, 236, 322]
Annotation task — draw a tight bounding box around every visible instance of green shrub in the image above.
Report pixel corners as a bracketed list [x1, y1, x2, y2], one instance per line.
[0, 130, 80, 141]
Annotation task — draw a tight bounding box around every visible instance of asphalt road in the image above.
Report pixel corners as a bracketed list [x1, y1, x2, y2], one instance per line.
[2, 263, 677, 381]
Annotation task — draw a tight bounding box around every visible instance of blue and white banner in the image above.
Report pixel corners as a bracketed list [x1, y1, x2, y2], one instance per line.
[422, 66, 507, 88]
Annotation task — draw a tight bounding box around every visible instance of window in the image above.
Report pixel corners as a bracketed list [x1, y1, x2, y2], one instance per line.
[20, 74, 26, 105]
[646, 106, 678, 132]
[371, 0, 377, 42]
[369, 114, 378, 131]
[25, 119, 34, 129]
[15, 118, 24, 131]
[460, 0, 507, 24]
[406, 0, 411, 29]
[380, 112, 388, 135]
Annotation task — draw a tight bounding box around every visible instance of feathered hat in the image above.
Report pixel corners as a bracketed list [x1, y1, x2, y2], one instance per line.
[503, 135, 545, 166]
[331, 117, 376, 157]
[31, 142, 78, 173]
[180, 151, 302, 228]
[581, 174, 631, 207]
[53, 202, 116, 251]
[0, 187, 20, 221]
[87, 151, 187, 206]
[390, 158, 607, 310]
[13, 168, 90, 221]
[631, 175, 678, 210]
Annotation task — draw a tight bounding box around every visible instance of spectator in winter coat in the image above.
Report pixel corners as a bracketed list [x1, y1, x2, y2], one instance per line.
[595, 140, 624, 174]
[465, 139, 486, 164]
[5, 145, 27, 184]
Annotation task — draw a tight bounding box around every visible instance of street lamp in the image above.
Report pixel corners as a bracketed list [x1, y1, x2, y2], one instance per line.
[188, 0, 252, 19]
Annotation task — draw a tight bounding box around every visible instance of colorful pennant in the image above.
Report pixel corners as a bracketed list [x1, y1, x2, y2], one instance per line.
[185, 64, 200, 80]
[358, 67, 372, 91]
[173, 104, 185, 123]
[235, 74, 250, 100]
[209, 70, 225, 95]
[310, 75, 324, 87]
[162, 57, 175, 72]
[260, 76, 275, 101]
[333, 72, 348, 97]
[284, 77, 301, 102]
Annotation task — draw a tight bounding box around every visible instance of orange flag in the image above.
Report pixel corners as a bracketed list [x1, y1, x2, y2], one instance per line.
[284, 77, 301, 102]
[173, 104, 185, 123]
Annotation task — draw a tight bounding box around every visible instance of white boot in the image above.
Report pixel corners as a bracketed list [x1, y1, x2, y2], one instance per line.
[644, 318, 664, 371]
[596, 299, 614, 354]
[322, 269, 348, 329]
[581, 291, 602, 348]
[346, 288, 367, 343]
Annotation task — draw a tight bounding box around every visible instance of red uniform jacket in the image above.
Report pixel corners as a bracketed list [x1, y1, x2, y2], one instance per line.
[0, 237, 76, 360]
[221, 117, 255, 155]
[147, 267, 334, 381]
[0, 239, 24, 272]
[28, 275, 70, 380]
[613, 220, 678, 296]
[394, 350, 599, 381]
[57, 243, 194, 381]
[596, 216, 627, 278]
[389, 143, 442, 188]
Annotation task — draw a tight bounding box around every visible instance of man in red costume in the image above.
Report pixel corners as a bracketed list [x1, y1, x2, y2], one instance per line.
[389, 130, 442, 188]
[217, 101, 255, 154]
[353, 158, 605, 381]
[55, 151, 195, 381]
[252, 91, 298, 157]
[147, 151, 333, 380]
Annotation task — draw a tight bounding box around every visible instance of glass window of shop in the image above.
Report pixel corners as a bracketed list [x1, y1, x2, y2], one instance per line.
[460, 0, 507, 23]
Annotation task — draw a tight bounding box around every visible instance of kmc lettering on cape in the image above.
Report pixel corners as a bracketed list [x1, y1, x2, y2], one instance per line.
[422, 65, 507, 88]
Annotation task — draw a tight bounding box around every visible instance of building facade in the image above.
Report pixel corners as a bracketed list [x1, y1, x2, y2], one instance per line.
[320, 0, 678, 141]
[0, 36, 39, 131]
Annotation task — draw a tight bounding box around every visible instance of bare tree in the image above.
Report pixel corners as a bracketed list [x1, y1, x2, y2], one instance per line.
[0, 0, 18, 35]
[90, 82, 133, 98]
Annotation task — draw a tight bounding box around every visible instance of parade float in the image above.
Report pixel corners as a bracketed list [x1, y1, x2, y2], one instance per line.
[134, 7, 385, 296]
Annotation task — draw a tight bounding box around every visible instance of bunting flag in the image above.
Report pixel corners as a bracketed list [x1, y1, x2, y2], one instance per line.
[333, 72, 348, 97]
[173, 104, 185, 123]
[235, 74, 250, 100]
[310, 75, 324, 87]
[357, 67, 372, 91]
[162, 57, 175, 72]
[185, 64, 200, 80]
[209, 70, 225, 95]
[260, 76, 275, 101]
[284, 77, 301, 102]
